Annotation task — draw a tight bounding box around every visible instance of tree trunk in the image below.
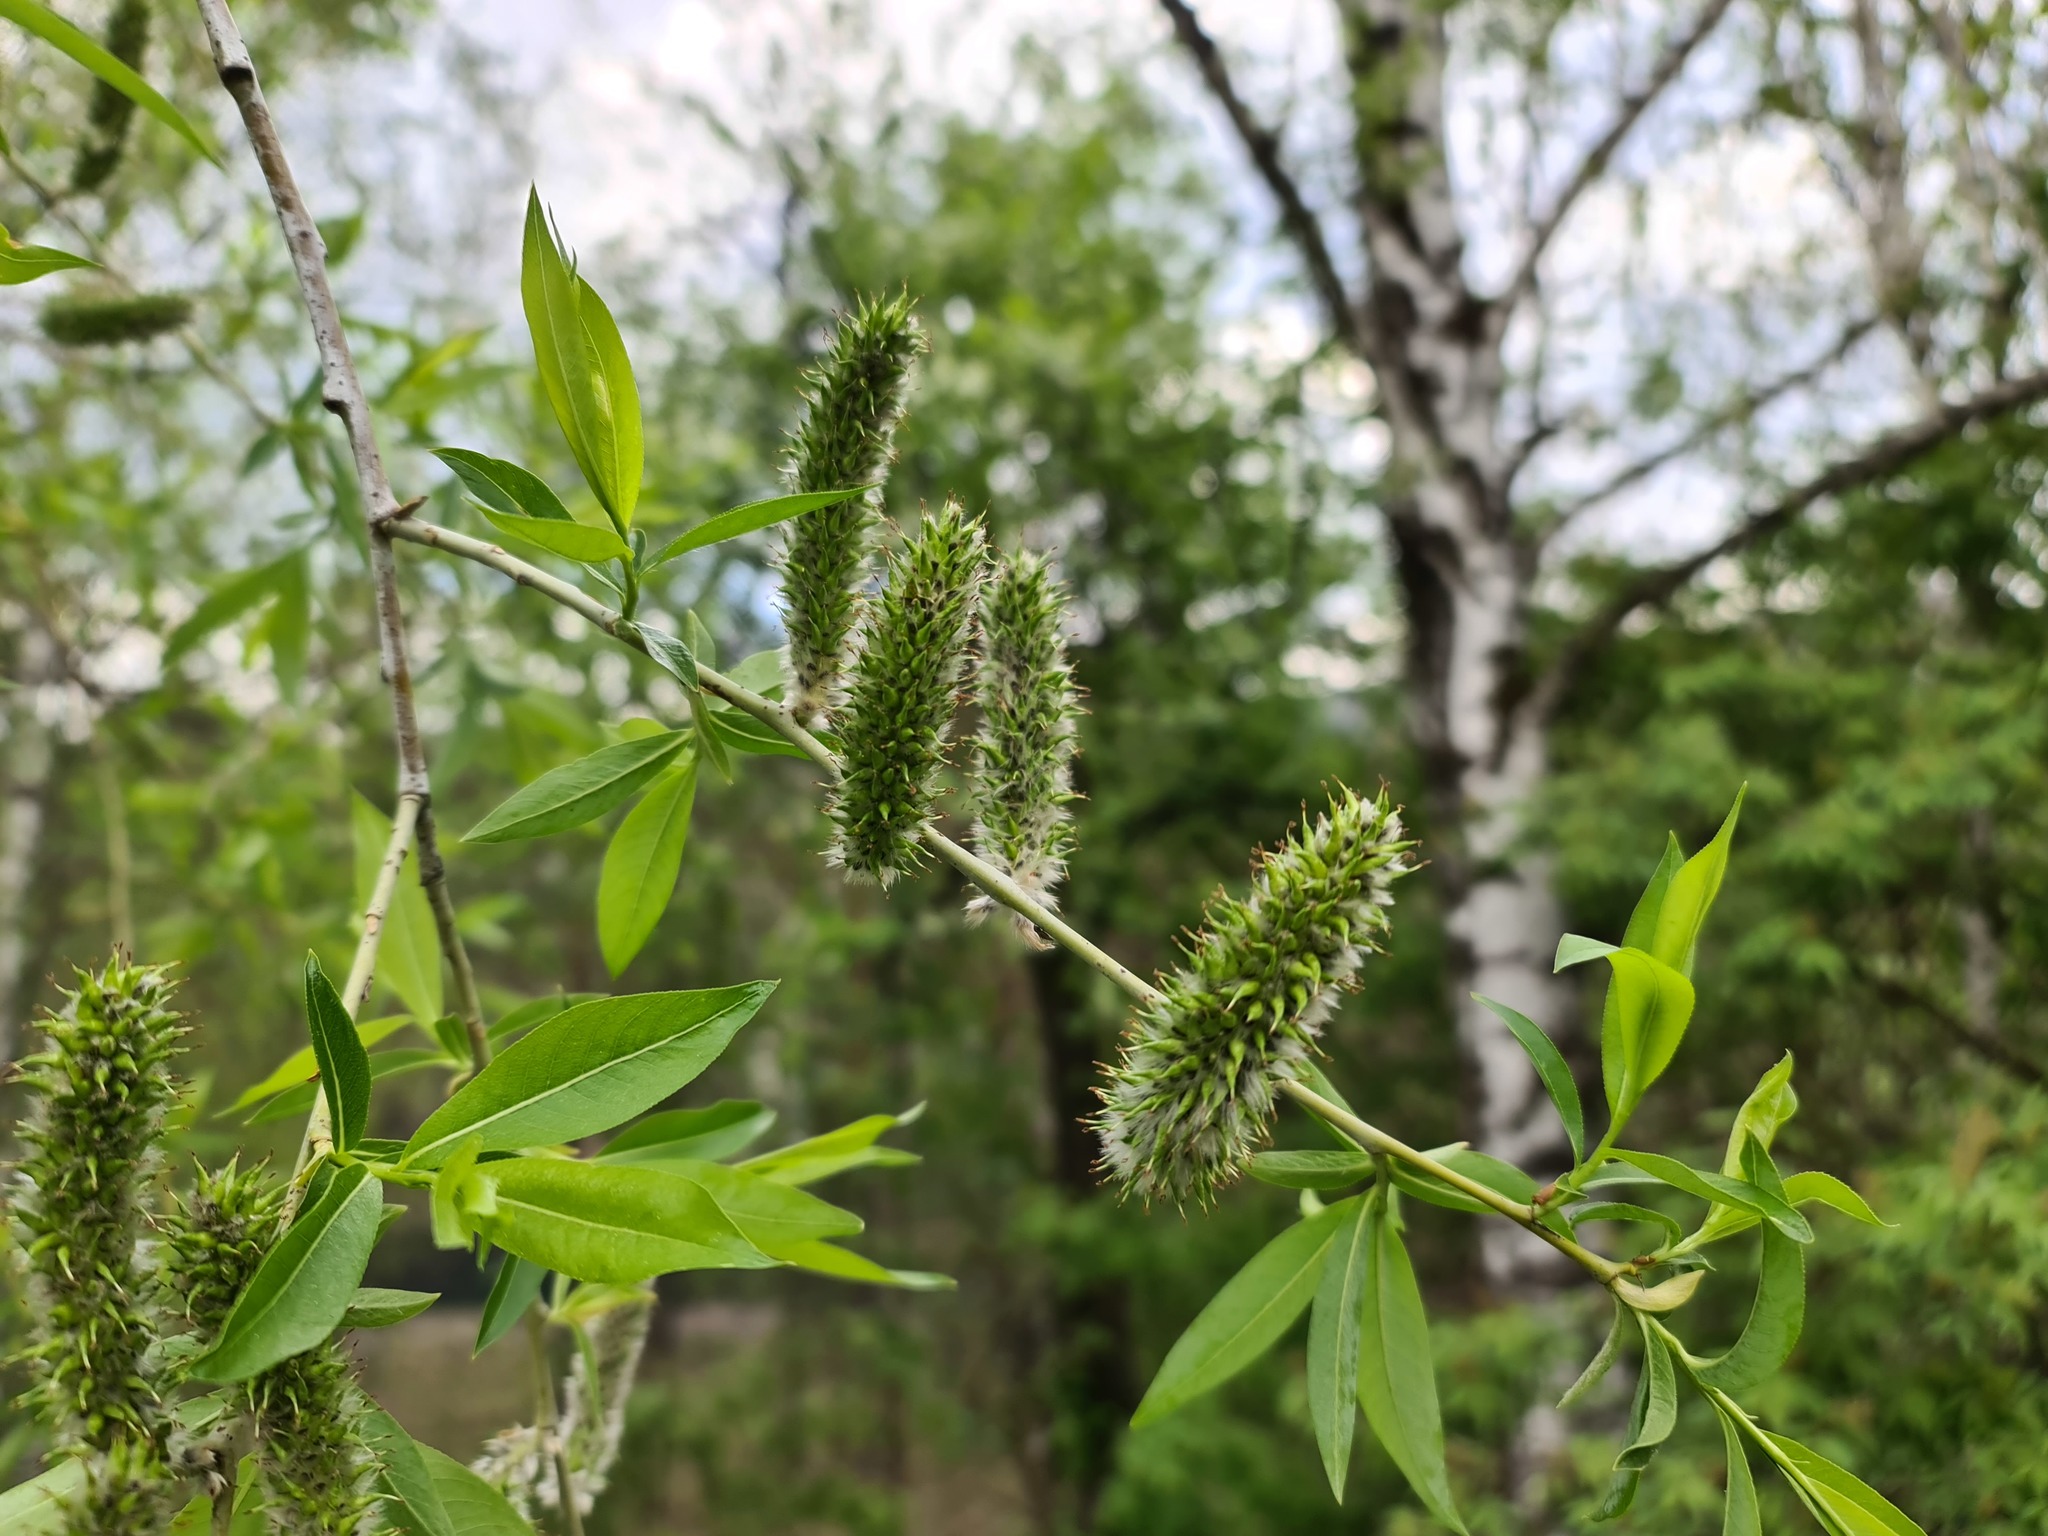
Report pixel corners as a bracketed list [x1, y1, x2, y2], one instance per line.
[0, 629, 58, 1065]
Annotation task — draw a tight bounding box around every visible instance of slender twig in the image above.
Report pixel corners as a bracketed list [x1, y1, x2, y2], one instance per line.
[193, 0, 487, 1112]
[382, 516, 1162, 1006]
[1279, 1080, 1625, 1282]
[1495, 0, 1736, 321]
[527, 1312, 587, 1536]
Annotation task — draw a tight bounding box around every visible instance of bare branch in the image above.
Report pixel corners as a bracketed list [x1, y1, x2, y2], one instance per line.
[193, 0, 486, 1072]
[1541, 315, 1881, 534]
[1497, 0, 1736, 319]
[1533, 366, 2048, 715]
[1156, 0, 1366, 356]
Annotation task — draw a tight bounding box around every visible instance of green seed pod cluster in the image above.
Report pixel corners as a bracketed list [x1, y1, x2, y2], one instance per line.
[11, 960, 183, 1455]
[967, 545, 1081, 940]
[777, 292, 925, 725]
[69, 0, 149, 193]
[826, 496, 987, 885]
[39, 292, 194, 348]
[61, 1436, 183, 1536]
[253, 1346, 376, 1536]
[159, 1158, 283, 1349]
[1094, 787, 1415, 1207]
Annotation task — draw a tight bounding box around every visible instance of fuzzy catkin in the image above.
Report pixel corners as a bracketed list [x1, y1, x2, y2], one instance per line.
[967, 546, 1080, 940]
[1094, 787, 1415, 1207]
[39, 293, 193, 347]
[777, 293, 925, 725]
[70, 0, 148, 193]
[827, 497, 987, 885]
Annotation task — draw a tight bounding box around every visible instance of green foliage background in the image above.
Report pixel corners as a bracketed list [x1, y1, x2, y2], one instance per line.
[0, 6, 2043, 1535]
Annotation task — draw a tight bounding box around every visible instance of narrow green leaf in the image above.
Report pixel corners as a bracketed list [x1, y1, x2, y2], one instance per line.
[246, 1049, 441, 1127]
[521, 190, 602, 507]
[0, 226, 96, 285]
[474, 1254, 546, 1357]
[1763, 1434, 1927, 1536]
[466, 1158, 774, 1283]
[691, 687, 734, 784]
[431, 447, 575, 521]
[1649, 785, 1745, 976]
[1387, 1147, 1537, 1216]
[1721, 1052, 1798, 1178]
[633, 622, 700, 690]
[431, 1137, 484, 1250]
[304, 955, 371, 1152]
[0, 0, 217, 160]
[1473, 993, 1584, 1164]
[0, 1459, 84, 1534]
[404, 983, 774, 1168]
[578, 274, 642, 526]
[362, 1406, 459, 1536]
[418, 1443, 534, 1536]
[596, 760, 696, 975]
[736, 1107, 921, 1186]
[1613, 1149, 1814, 1243]
[1558, 1300, 1627, 1410]
[225, 1017, 410, 1114]
[599, 1100, 776, 1165]
[1248, 1149, 1376, 1190]
[704, 705, 809, 759]
[1600, 946, 1696, 1124]
[463, 732, 688, 844]
[769, 1239, 955, 1290]
[339, 1288, 440, 1331]
[1307, 1198, 1370, 1500]
[191, 1164, 383, 1382]
[657, 1158, 864, 1251]
[1623, 833, 1687, 951]
[1718, 1409, 1762, 1536]
[1132, 1201, 1353, 1428]
[350, 793, 443, 1026]
[476, 505, 630, 565]
[1357, 1199, 1467, 1533]
[1569, 1202, 1683, 1249]
[1555, 934, 1619, 970]
[645, 489, 864, 570]
[1694, 1225, 1804, 1391]
[1782, 1171, 1890, 1227]
[1616, 1314, 1677, 1470]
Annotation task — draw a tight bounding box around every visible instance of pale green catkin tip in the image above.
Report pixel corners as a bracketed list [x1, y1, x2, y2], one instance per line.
[827, 496, 988, 886]
[1093, 787, 1416, 1207]
[777, 292, 927, 725]
[968, 544, 1081, 942]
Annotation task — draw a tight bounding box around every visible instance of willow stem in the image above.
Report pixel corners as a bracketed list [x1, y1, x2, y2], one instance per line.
[1279, 1080, 1625, 1283]
[527, 1312, 587, 1536]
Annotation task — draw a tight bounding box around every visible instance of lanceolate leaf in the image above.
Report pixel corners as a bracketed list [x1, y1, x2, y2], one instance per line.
[1357, 1199, 1468, 1534]
[0, 0, 217, 160]
[1131, 1201, 1353, 1428]
[1558, 1300, 1628, 1410]
[596, 760, 696, 975]
[191, 1164, 383, 1382]
[1616, 1315, 1678, 1471]
[362, 1406, 459, 1536]
[351, 793, 443, 1026]
[476, 505, 630, 566]
[464, 732, 689, 843]
[304, 955, 371, 1152]
[645, 489, 864, 570]
[246, 1049, 442, 1126]
[226, 1017, 410, 1115]
[1649, 785, 1745, 976]
[600, 1101, 776, 1166]
[1762, 1433, 1927, 1536]
[0, 225, 96, 284]
[1599, 948, 1696, 1125]
[1248, 1149, 1376, 1190]
[1307, 1197, 1370, 1500]
[1718, 1409, 1762, 1536]
[1554, 934, 1619, 970]
[1694, 1225, 1804, 1391]
[576, 271, 642, 527]
[1622, 833, 1687, 952]
[522, 190, 604, 513]
[417, 1443, 533, 1536]
[771, 1239, 955, 1290]
[736, 1107, 921, 1185]
[466, 1158, 774, 1283]
[403, 983, 774, 1167]
[0, 1459, 84, 1534]
[1473, 993, 1584, 1164]
[474, 1253, 546, 1357]
[338, 1288, 440, 1330]
[656, 1158, 863, 1252]
[431, 447, 575, 522]
[1613, 1149, 1814, 1243]
[1386, 1147, 1537, 1216]
[1569, 1202, 1684, 1250]
[1781, 1171, 1889, 1227]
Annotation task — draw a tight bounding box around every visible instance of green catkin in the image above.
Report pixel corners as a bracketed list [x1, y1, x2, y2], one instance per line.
[10, 959, 184, 1530]
[158, 1159, 285, 1348]
[1094, 787, 1415, 1207]
[826, 496, 988, 885]
[967, 545, 1081, 940]
[39, 292, 193, 347]
[777, 292, 926, 725]
[69, 0, 149, 193]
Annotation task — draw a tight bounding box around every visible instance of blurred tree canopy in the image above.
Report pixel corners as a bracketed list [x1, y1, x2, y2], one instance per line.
[1, 3, 2044, 1534]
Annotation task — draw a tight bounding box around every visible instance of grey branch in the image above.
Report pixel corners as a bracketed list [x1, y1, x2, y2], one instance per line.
[193, 0, 486, 1070]
[1156, 0, 1366, 357]
[1541, 315, 1882, 536]
[1496, 0, 1736, 319]
[1533, 366, 2048, 714]
[383, 516, 1162, 1008]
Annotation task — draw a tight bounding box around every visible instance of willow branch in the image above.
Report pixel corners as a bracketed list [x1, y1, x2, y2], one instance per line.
[193, 0, 486, 1078]
[382, 516, 1160, 1006]
[1280, 1080, 1625, 1282]
[1497, 0, 1736, 319]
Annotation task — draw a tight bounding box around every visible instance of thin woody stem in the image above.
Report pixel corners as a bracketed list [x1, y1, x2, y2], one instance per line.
[382, 516, 1160, 1005]
[527, 1312, 587, 1536]
[192, 1, 488, 1119]
[1279, 1080, 1625, 1283]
